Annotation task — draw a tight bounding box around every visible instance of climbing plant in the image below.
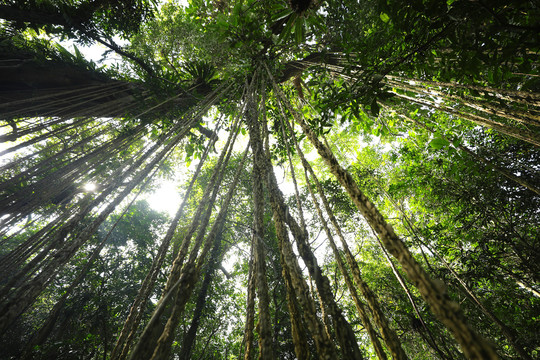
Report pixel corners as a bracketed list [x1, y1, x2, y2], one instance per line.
[0, 0, 538, 359]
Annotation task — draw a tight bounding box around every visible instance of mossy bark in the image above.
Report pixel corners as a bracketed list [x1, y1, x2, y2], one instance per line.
[294, 108, 499, 360]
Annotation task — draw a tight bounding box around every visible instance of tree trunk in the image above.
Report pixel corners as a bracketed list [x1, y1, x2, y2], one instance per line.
[391, 197, 534, 360]
[243, 254, 256, 360]
[251, 159, 274, 359]
[148, 147, 248, 360]
[178, 240, 220, 360]
[129, 126, 238, 360]
[270, 75, 499, 359]
[111, 129, 217, 360]
[300, 152, 408, 360]
[271, 88, 363, 360]
[245, 83, 337, 359]
[302, 165, 389, 360]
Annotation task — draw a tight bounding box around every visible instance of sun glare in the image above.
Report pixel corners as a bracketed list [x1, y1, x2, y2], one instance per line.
[147, 180, 182, 216]
[84, 183, 97, 192]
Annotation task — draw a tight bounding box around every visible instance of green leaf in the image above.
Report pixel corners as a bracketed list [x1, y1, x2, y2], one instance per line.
[295, 17, 304, 44]
[279, 14, 296, 42]
[429, 138, 450, 149]
[380, 13, 390, 23]
[55, 43, 74, 60]
[273, 9, 293, 22]
[73, 45, 83, 60]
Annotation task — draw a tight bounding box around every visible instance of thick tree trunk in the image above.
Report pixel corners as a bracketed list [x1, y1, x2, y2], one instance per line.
[267, 72, 499, 359]
[246, 86, 337, 359]
[251, 161, 274, 359]
[302, 165, 389, 360]
[294, 112, 499, 359]
[277, 100, 405, 359]
[243, 255, 256, 360]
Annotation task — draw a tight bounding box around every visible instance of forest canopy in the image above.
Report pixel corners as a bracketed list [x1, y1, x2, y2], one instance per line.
[0, 0, 539, 359]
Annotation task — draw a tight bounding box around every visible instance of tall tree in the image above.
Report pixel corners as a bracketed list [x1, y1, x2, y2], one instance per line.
[1, 0, 538, 359]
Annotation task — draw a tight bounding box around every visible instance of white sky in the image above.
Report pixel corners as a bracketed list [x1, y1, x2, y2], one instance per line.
[147, 178, 184, 215]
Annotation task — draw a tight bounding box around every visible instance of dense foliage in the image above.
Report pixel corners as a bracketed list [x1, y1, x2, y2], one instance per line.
[0, 0, 538, 359]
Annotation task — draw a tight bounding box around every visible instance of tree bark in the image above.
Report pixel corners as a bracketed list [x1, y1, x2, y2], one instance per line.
[111, 131, 217, 360]
[251, 158, 274, 359]
[269, 75, 499, 359]
[246, 83, 336, 359]
[147, 147, 248, 360]
[177, 240, 221, 360]
[300, 154, 408, 360]
[243, 254, 256, 360]
[304, 168, 389, 360]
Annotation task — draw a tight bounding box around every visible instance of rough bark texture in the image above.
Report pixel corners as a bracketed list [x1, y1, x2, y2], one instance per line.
[272, 107, 363, 360]
[300, 152, 408, 360]
[251, 160, 274, 359]
[246, 87, 336, 359]
[292, 105, 499, 359]
[303, 166, 389, 360]
[267, 59, 499, 359]
[243, 255, 256, 360]
[277, 97, 402, 359]
[278, 183, 364, 360]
